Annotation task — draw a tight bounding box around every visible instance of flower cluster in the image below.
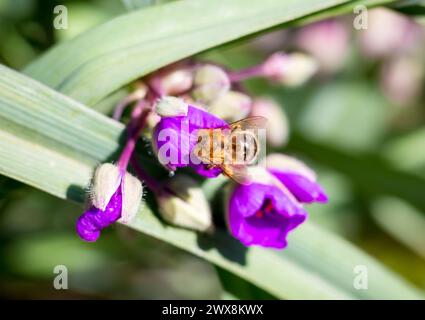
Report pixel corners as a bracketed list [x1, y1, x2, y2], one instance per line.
[76, 50, 328, 249]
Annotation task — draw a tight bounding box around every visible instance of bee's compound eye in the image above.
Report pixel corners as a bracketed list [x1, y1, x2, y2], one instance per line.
[243, 132, 259, 164]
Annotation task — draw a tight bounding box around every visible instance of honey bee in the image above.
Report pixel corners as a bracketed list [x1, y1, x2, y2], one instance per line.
[193, 116, 267, 184]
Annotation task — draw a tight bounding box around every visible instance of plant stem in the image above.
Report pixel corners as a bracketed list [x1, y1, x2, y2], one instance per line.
[227, 64, 264, 82]
[117, 101, 149, 171]
[116, 97, 161, 194]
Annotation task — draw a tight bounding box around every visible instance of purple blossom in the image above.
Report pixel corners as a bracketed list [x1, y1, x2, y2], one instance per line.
[227, 155, 328, 249]
[265, 154, 328, 204]
[76, 184, 122, 242]
[227, 168, 307, 248]
[153, 105, 228, 177]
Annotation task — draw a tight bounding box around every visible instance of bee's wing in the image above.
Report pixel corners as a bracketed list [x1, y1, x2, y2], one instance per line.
[222, 164, 253, 185]
[229, 116, 268, 132]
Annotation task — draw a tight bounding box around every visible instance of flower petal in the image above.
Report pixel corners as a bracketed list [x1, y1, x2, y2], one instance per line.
[229, 182, 301, 218]
[76, 207, 102, 242]
[264, 154, 328, 203]
[227, 181, 307, 249]
[238, 210, 305, 248]
[270, 170, 328, 203]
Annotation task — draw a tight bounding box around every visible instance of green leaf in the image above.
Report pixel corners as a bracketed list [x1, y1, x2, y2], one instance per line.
[283, 221, 424, 299]
[298, 82, 389, 152]
[382, 128, 425, 176]
[287, 133, 425, 215]
[1, 64, 423, 299]
[372, 197, 425, 259]
[24, 0, 392, 106]
[5, 233, 110, 278]
[216, 267, 276, 300]
[391, 0, 425, 16]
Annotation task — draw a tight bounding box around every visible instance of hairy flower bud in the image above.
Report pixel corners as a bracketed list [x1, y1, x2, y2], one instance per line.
[155, 96, 188, 117]
[119, 172, 144, 223]
[262, 52, 318, 87]
[192, 64, 230, 103]
[91, 163, 122, 211]
[208, 91, 252, 122]
[78, 163, 144, 242]
[251, 98, 289, 147]
[157, 175, 212, 232]
[146, 112, 162, 130]
[90, 163, 143, 223]
[160, 68, 193, 96]
[132, 82, 148, 100]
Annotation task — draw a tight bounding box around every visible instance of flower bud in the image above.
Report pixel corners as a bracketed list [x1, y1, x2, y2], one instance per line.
[380, 56, 423, 106]
[146, 112, 161, 130]
[208, 91, 252, 122]
[251, 98, 289, 147]
[90, 163, 143, 224]
[119, 171, 144, 223]
[155, 96, 188, 117]
[131, 82, 148, 100]
[192, 64, 230, 103]
[160, 68, 193, 96]
[360, 8, 421, 58]
[296, 20, 349, 73]
[91, 163, 122, 211]
[157, 175, 212, 232]
[262, 52, 318, 87]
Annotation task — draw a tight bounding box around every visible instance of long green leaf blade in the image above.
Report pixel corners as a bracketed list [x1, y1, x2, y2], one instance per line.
[24, 0, 358, 106]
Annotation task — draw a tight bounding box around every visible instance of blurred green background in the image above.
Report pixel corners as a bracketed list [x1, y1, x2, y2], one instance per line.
[0, 0, 424, 299]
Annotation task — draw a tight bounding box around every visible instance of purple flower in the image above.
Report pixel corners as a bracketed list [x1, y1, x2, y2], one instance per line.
[153, 105, 228, 177]
[227, 156, 328, 249]
[265, 154, 328, 204]
[227, 167, 307, 248]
